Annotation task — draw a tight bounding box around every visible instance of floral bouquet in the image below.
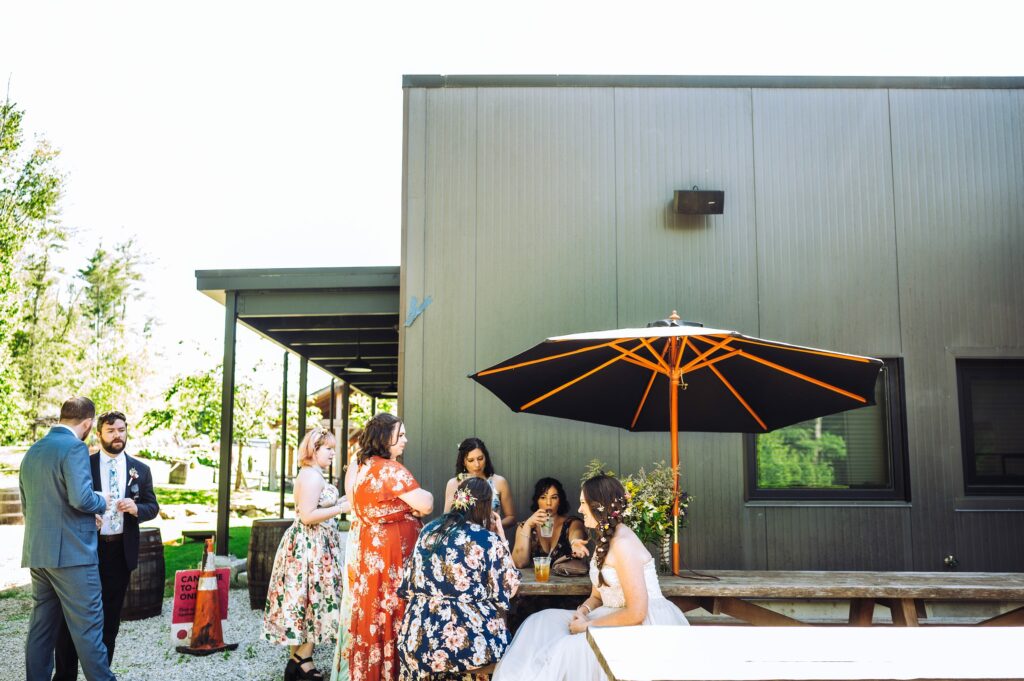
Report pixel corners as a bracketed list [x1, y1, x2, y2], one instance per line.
[582, 459, 693, 548]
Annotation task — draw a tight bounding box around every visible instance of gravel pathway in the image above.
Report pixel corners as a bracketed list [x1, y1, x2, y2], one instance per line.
[0, 587, 336, 681]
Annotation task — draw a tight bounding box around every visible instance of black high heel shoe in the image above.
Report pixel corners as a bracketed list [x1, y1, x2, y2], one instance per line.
[292, 656, 324, 681]
[284, 654, 300, 681]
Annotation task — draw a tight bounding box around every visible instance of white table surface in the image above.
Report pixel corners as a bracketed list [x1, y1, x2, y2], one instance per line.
[586, 625, 1024, 681]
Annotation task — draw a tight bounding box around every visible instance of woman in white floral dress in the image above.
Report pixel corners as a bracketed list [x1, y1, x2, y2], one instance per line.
[263, 427, 348, 681]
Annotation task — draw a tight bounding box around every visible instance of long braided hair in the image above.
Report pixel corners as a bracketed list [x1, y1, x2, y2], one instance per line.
[582, 474, 628, 587]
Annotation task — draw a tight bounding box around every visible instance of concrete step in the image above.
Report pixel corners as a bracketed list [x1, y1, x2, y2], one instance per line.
[0, 512, 24, 525]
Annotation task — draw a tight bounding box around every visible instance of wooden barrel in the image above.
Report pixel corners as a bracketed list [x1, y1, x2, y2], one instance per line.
[121, 527, 166, 621]
[0, 488, 23, 525]
[247, 518, 294, 610]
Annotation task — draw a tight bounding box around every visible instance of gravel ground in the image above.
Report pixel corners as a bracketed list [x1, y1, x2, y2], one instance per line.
[0, 587, 337, 681]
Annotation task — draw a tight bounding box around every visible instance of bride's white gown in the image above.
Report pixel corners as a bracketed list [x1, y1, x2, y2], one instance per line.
[493, 558, 689, 681]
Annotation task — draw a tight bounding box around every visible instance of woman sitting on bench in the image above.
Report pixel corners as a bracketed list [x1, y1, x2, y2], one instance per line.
[494, 474, 689, 681]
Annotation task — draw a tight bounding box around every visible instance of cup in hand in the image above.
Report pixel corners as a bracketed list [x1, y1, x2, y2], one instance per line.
[533, 556, 551, 582]
[539, 511, 555, 538]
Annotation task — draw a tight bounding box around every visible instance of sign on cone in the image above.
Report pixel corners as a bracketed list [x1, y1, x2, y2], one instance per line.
[175, 537, 239, 656]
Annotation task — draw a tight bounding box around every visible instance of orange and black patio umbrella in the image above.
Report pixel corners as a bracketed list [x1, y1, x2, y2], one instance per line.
[470, 312, 884, 575]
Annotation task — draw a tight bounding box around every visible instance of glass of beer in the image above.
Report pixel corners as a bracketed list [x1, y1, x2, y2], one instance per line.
[533, 556, 551, 582]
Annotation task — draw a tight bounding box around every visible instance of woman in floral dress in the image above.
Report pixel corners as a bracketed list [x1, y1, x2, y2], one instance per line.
[397, 476, 521, 681]
[263, 427, 348, 681]
[442, 437, 516, 530]
[346, 413, 434, 681]
[331, 427, 363, 681]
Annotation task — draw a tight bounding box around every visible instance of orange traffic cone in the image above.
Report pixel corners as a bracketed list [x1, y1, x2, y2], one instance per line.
[176, 537, 239, 656]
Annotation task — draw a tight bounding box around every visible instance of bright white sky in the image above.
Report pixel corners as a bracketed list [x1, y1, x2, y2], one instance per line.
[2, 0, 1021, 392]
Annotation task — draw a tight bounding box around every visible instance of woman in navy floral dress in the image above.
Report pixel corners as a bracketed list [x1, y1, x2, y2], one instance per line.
[397, 477, 521, 680]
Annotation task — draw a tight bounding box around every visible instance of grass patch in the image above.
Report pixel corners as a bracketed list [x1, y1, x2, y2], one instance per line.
[0, 585, 31, 600]
[154, 486, 218, 506]
[162, 524, 251, 596]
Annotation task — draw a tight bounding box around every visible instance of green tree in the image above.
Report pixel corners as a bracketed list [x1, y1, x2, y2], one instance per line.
[756, 421, 848, 488]
[9, 235, 81, 438]
[76, 240, 150, 411]
[0, 96, 65, 442]
[143, 361, 323, 490]
[141, 365, 223, 446]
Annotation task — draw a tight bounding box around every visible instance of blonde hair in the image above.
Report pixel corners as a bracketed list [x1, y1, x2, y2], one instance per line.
[298, 427, 337, 468]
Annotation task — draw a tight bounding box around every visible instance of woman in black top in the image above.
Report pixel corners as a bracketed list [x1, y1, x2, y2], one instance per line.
[512, 478, 589, 568]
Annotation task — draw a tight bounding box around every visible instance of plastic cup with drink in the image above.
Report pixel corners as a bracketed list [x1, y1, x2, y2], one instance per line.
[539, 511, 554, 538]
[533, 555, 551, 582]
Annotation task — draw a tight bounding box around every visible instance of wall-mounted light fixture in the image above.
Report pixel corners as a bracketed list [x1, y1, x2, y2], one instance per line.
[674, 186, 724, 215]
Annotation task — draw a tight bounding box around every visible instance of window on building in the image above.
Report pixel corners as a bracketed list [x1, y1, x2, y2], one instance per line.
[746, 358, 907, 501]
[957, 360, 1024, 496]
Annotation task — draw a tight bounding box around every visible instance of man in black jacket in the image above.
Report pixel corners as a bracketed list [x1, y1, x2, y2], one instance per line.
[53, 410, 159, 680]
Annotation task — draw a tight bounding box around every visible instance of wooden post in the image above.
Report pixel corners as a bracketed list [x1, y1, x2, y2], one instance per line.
[297, 356, 308, 444]
[268, 440, 278, 491]
[279, 352, 288, 518]
[215, 291, 237, 556]
[340, 383, 351, 488]
[328, 378, 335, 481]
[669, 355, 680, 575]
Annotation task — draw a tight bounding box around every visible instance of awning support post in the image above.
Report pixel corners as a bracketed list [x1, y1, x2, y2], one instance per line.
[279, 351, 289, 518]
[216, 291, 237, 557]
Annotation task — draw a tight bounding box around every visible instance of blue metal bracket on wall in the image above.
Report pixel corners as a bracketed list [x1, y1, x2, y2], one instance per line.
[405, 295, 432, 327]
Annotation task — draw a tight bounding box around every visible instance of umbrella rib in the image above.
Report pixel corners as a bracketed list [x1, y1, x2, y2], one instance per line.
[674, 337, 689, 370]
[685, 349, 743, 373]
[631, 370, 659, 429]
[682, 335, 735, 372]
[729, 336, 876, 363]
[609, 341, 666, 374]
[638, 337, 671, 372]
[520, 353, 629, 411]
[631, 341, 672, 429]
[708, 363, 768, 431]
[737, 351, 869, 403]
[475, 340, 623, 377]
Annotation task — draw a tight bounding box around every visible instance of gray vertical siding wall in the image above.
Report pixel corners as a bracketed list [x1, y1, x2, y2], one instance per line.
[401, 80, 1024, 571]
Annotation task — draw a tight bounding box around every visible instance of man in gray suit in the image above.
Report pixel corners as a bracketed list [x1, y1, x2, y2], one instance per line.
[20, 396, 116, 681]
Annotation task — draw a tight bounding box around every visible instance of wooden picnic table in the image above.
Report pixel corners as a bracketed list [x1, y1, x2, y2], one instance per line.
[516, 569, 1024, 626]
[586, 625, 1024, 681]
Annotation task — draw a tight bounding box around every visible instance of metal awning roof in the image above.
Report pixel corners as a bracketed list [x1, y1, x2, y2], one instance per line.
[195, 266, 400, 397]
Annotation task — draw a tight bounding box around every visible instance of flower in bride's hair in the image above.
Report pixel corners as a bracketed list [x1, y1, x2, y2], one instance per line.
[451, 487, 476, 512]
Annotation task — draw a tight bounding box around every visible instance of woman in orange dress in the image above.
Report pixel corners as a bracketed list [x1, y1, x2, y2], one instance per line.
[347, 413, 433, 681]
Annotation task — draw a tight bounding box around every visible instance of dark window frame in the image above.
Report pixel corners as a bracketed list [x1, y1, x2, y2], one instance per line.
[744, 358, 909, 502]
[957, 359, 1024, 496]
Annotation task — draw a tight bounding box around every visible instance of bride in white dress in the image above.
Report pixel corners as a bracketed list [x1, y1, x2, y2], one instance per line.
[493, 474, 688, 681]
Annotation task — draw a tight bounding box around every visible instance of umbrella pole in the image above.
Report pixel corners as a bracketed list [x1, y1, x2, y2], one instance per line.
[669, 338, 681, 576]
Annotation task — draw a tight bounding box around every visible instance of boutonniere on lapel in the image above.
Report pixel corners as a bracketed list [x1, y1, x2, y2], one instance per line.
[129, 468, 140, 497]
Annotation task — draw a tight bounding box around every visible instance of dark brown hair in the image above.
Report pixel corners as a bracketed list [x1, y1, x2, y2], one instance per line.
[582, 474, 627, 586]
[59, 397, 95, 423]
[456, 437, 494, 477]
[423, 476, 494, 553]
[358, 413, 402, 465]
[96, 410, 127, 430]
[530, 477, 570, 516]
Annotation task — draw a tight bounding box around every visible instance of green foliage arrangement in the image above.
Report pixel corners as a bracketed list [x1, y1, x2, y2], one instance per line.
[582, 459, 693, 546]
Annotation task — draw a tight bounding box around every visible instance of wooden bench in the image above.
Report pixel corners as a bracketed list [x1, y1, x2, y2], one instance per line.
[516, 569, 1024, 626]
[586, 625, 1024, 681]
